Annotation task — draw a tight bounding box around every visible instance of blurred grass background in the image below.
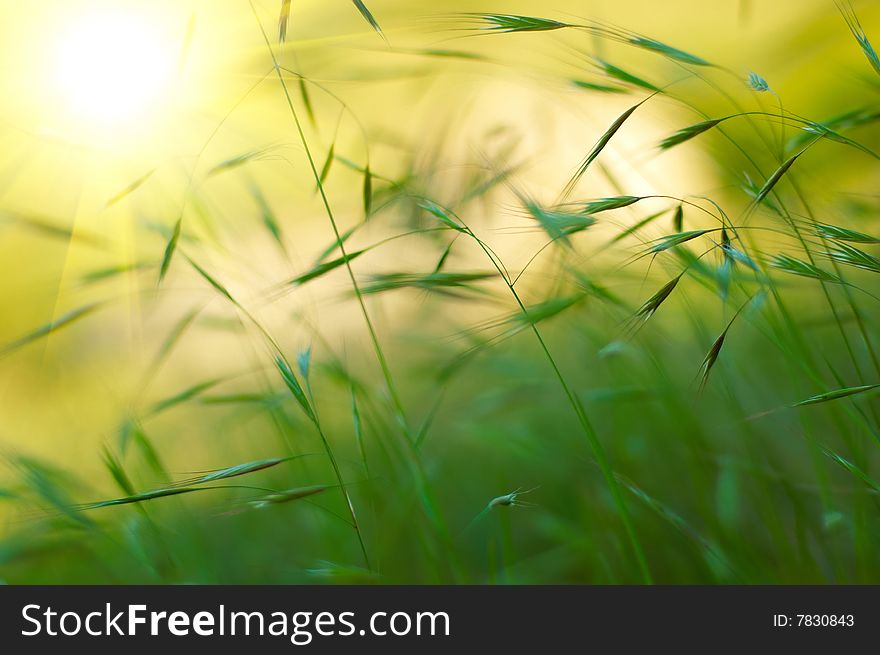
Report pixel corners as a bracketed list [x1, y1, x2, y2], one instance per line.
[0, 0, 879, 583]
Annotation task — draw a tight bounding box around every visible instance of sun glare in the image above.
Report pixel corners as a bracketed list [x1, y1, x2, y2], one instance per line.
[56, 12, 174, 125]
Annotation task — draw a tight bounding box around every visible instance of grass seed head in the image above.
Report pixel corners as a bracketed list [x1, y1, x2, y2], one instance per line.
[672, 205, 683, 232]
[468, 13, 569, 33]
[795, 383, 880, 407]
[648, 229, 712, 253]
[525, 202, 597, 242]
[562, 102, 643, 198]
[826, 242, 880, 273]
[351, 0, 385, 39]
[629, 36, 710, 66]
[488, 486, 539, 509]
[598, 60, 661, 92]
[278, 0, 291, 44]
[659, 119, 724, 150]
[747, 71, 770, 92]
[250, 485, 328, 508]
[771, 254, 841, 282]
[838, 1, 880, 77]
[816, 223, 879, 243]
[581, 196, 641, 214]
[634, 274, 682, 321]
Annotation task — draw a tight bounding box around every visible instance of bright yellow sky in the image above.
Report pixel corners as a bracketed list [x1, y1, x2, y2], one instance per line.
[0, 0, 876, 471]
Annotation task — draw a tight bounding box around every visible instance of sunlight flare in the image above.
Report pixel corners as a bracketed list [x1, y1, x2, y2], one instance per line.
[55, 11, 175, 125]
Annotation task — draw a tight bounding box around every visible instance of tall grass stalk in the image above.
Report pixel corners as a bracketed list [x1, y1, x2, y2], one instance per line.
[451, 211, 654, 582]
[249, 2, 455, 564]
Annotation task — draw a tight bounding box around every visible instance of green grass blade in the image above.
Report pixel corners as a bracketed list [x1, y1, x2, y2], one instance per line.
[104, 170, 155, 208]
[0, 303, 101, 357]
[289, 249, 368, 286]
[158, 218, 182, 283]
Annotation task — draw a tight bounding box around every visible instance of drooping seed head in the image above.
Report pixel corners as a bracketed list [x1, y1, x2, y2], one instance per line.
[488, 486, 539, 509]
